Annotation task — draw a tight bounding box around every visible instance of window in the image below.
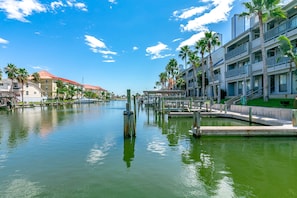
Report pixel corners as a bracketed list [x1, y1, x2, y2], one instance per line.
[270, 76, 275, 93]
[279, 74, 287, 92]
[26, 91, 29, 95]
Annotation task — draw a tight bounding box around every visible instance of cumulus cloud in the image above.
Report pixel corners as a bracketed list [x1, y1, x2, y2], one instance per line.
[0, 0, 46, 22]
[84, 35, 117, 63]
[0, 37, 9, 44]
[133, 46, 138, 51]
[180, 0, 234, 32]
[173, 6, 208, 20]
[146, 42, 174, 60]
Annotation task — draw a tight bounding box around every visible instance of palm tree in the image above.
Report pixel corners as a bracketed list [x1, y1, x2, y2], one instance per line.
[195, 38, 207, 98]
[56, 79, 66, 100]
[188, 51, 200, 97]
[155, 81, 161, 90]
[278, 35, 297, 68]
[166, 58, 179, 89]
[205, 31, 221, 99]
[17, 68, 29, 104]
[240, 0, 286, 102]
[179, 45, 191, 69]
[159, 72, 167, 89]
[175, 74, 186, 90]
[31, 72, 40, 84]
[0, 68, 2, 81]
[4, 63, 19, 102]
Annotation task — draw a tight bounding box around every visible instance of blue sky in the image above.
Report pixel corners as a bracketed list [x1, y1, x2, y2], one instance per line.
[0, 0, 246, 95]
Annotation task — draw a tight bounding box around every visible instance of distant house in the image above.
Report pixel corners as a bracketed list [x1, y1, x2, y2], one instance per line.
[0, 79, 45, 104]
[38, 70, 107, 100]
[83, 84, 107, 99]
[19, 81, 46, 103]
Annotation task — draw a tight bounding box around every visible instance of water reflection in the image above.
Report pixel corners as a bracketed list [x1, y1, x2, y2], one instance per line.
[86, 137, 115, 165]
[123, 138, 135, 168]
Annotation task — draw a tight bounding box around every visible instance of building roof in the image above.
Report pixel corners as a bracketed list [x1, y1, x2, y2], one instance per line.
[83, 84, 106, 91]
[38, 70, 106, 91]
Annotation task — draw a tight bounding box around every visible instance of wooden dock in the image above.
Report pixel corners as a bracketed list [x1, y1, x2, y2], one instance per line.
[193, 126, 297, 137]
[169, 110, 297, 137]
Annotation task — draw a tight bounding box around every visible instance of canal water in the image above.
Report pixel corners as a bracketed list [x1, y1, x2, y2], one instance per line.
[0, 101, 296, 197]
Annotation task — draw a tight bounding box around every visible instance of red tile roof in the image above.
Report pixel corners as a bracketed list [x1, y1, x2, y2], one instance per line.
[38, 70, 106, 90]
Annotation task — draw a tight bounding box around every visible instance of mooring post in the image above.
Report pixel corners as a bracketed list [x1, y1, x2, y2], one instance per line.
[133, 95, 137, 121]
[190, 97, 193, 110]
[123, 89, 136, 138]
[192, 111, 201, 137]
[224, 104, 227, 114]
[292, 109, 297, 127]
[162, 97, 165, 114]
[249, 107, 252, 123]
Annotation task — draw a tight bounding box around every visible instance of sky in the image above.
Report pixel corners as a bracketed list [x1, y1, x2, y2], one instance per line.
[0, 0, 247, 96]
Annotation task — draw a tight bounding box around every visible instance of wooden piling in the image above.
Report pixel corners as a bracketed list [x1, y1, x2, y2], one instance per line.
[192, 111, 201, 137]
[123, 90, 136, 138]
[249, 107, 252, 123]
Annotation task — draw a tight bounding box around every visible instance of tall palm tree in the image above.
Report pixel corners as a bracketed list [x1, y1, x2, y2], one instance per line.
[4, 63, 19, 101]
[278, 35, 297, 68]
[166, 58, 179, 89]
[188, 51, 200, 97]
[31, 72, 40, 84]
[0, 68, 2, 81]
[159, 72, 167, 89]
[195, 38, 207, 98]
[179, 45, 191, 69]
[205, 31, 221, 99]
[176, 76, 186, 90]
[240, 0, 286, 102]
[17, 68, 29, 104]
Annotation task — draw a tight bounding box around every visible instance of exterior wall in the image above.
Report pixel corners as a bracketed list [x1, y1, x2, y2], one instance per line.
[18, 82, 46, 102]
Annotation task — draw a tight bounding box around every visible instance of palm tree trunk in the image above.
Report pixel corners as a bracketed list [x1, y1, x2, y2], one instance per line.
[202, 56, 205, 99]
[209, 55, 217, 99]
[259, 15, 268, 102]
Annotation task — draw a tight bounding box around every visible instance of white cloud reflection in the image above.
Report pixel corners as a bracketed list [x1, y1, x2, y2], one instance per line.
[86, 139, 115, 165]
[147, 138, 167, 156]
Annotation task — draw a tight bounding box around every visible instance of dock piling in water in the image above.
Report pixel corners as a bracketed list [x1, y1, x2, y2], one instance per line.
[192, 111, 201, 137]
[124, 89, 136, 138]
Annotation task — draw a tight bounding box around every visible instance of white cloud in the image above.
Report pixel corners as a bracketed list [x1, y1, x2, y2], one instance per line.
[0, 37, 9, 44]
[85, 35, 106, 49]
[84, 35, 117, 62]
[180, 0, 234, 32]
[51, 0, 87, 12]
[176, 31, 207, 50]
[0, 0, 46, 22]
[108, 0, 117, 4]
[103, 59, 115, 63]
[173, 6, 208, 20]
[172, 38, 182, 43]
[133, 46, 138, 51]
[146, 42, 173, 60]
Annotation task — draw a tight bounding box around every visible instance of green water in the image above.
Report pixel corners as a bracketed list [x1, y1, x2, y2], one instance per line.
[0, 101, 296, 197]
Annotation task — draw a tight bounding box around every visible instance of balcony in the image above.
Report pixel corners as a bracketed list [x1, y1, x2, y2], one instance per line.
[267, 56, 290, 67]
[225, 43, 248, 61]
[264, 15, 297, 41]
[225, 65, 249, 78]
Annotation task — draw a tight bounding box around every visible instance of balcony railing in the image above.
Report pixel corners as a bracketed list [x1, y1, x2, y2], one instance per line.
[225, 43, 248, 60]
[264, 15, 297, 41]
[225, 65, 248, 78]
[267, 56, 290, 67]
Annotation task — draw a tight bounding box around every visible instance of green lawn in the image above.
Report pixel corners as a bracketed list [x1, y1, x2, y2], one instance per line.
[246, 98, 295, 109]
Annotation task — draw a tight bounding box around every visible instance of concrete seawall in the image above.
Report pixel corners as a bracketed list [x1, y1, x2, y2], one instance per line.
[212, 104, 292, 121]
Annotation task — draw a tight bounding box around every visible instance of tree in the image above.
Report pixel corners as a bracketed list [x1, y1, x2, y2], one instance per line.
[4, 63, 19, 101]
[56, 80, 67, 100]
[166, 58, 179, 89]
[195, 38, 207, 98]
[31, 72, 40, 83]
[240, 0, 286, 101]
[278, 35, 297, 68]
[179, 45, 191, 69]
[0, 68, 2, 80]
[17, 68, 29, 104]
[188, 51, 200, 97]
[66, 84, 76, 100]
[175, 75, 186, 90]
[205, 31, 221, 99]
[159, 72, 168, 89]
